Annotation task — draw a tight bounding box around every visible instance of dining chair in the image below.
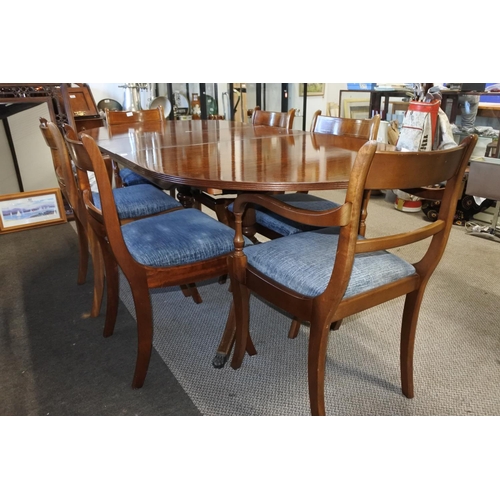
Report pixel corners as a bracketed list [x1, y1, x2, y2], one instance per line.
[193, 107, 297, 227]
[225, 111, 381, 338]
[39, 117, 108, 318]
[63, 123, 204, 315]
[251, 106, 296, 129]
[78, 131, 251, 388]
[105, 106, 165, 188]
[225, 134, 477, 416]
[252, 110, 381, 240]
[39, 117, 88, 285]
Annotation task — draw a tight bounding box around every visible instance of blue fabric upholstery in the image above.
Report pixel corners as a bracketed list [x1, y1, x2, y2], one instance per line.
[229, 193, 341, 236]
[122, 208, 251, 267]
[93, 184, 181, 220]
[243, 227, 416, 298]
[120, 168, 154, 186]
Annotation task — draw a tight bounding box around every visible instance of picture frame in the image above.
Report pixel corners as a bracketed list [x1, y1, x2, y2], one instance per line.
[0, 188, 67, 234]
[299, 83, 325, 97]
[343, 99, 371, 119]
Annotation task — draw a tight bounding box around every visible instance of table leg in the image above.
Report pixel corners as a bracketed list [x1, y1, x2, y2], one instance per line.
[242, 205, 260, 244]
[177, 185, 196, 208]
[212, 301, 236, 368]
[212, 300, 257, 368]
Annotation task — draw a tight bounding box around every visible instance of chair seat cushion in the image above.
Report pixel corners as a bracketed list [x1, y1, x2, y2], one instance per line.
[243, 227, 416, 298]
[93, 184, 181, 220]
[120, 168, 154, 186]
[229, 193, 341, 236]
[122, 208, 250, 267]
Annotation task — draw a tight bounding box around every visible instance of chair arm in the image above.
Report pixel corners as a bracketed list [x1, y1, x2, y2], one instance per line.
[233, 193, 352, 228]
[355, 220, 445, 253]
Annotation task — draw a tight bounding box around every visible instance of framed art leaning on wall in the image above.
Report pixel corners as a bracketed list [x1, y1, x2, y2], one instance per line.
[343, 99, 370, 119]
[0, 188, 67, 234]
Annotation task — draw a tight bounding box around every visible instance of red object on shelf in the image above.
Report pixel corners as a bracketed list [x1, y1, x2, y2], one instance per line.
[407, 99, 441, 143]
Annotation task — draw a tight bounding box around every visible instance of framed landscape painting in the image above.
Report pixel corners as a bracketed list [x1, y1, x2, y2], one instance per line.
[299, 83, 325, 96]
[0, 188, 67, 234]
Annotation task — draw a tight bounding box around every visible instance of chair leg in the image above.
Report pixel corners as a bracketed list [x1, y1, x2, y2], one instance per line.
[400, 289, 425, 399]
[73, 214, 89, 285]
[100, 242, 119, 338]
[130, 279, 154, 389]
[288, 317, 301, 339]
[307, 319, 331, 416]
[88, 228, 105, 318]
[330, 319, 343, 331]
[180, 283, 203, 304]
[230, 282, 252, 370]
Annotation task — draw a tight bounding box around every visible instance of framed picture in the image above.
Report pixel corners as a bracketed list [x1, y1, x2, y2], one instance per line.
[0, 188, 67, 234]
[299, 83, 325, 97]
[344, 99, 371, 119]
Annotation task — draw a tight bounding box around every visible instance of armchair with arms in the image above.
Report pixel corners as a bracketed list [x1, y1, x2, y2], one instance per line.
[227, 135, 477, 415]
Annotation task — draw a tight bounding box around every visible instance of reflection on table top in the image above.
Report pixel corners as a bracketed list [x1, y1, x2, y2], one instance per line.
[83, 120, 373, 192]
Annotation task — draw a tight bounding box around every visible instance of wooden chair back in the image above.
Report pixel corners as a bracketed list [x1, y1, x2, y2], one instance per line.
[228, 135, 478, 415]
[340, 138, 477, 296]
[63, 124, 100, 214]
[78, 134, 124, 246]
[105, 106, 164, 126]
[310, 111, 381, 235]
[39, 118, 93, 298]
[39, 118, 79, 211]
[251, 107, 295, 130]
[310, 109, 380, 139]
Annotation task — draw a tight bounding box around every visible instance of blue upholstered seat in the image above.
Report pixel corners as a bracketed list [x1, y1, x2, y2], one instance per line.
[243, 227, 416, 298]
[93, 184, 181, 220]
[229, 193, 340, 237]
[122, 208, 251, 267]
[119, 168, 155, 186]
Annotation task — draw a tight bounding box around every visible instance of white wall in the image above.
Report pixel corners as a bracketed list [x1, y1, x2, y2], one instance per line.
[0, 103, 57, 195]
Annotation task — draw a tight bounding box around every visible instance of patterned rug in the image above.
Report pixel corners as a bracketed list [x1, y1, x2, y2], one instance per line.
[117, 194, 500, 415]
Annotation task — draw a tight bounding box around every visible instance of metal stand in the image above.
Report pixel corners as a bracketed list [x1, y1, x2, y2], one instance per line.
[466, 201, 500, 243]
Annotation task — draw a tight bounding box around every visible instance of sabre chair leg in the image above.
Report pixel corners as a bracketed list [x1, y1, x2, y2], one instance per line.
[330, 319, 343, 331]
[307, 319, 331, 416]
[130, 280, 154, 389]
[101, 243, 119, 338]
[288, 317, 302, 339]
[89, 228, 105, 318]
[400, 289, 425, 399]
[180, 283, 203, 304]
[74, 214, 89, 285]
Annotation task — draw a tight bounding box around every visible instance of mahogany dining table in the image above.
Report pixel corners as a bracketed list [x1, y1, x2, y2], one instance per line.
[83, 119, 373, 238]
[83, 119, 375, 366]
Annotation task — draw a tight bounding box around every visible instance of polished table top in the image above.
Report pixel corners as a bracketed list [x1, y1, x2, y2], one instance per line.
[84, 120, 373, 192]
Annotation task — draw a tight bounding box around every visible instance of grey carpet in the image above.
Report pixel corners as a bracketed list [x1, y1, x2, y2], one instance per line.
[0, 223, 200, 416]
[3, 193, 499, 416]
[117, 193, 500, 416]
